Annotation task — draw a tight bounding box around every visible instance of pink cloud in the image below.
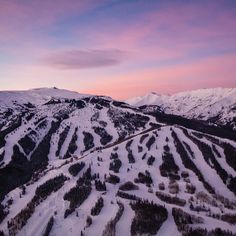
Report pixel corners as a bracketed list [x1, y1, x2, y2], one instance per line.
[43, 49, 127, 69]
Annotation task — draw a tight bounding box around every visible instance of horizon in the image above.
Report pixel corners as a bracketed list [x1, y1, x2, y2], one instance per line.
[1, 0, 236, 99]
[0, 86, 235, 102]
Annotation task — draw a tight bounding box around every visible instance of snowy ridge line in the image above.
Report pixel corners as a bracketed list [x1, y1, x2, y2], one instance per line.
[126, 87, 236, 130]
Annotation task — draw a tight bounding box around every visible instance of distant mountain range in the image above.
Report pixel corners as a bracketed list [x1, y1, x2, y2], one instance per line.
[0, 87, 235, 236]
[126, 88, 236, 130]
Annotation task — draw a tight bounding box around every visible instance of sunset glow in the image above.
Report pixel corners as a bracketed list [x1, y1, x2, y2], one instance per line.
[1, 0, 236, 99]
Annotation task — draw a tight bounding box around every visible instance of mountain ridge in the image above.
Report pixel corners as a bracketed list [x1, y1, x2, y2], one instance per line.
[0, 87, 235, 236]
[126, 87, 236, 130]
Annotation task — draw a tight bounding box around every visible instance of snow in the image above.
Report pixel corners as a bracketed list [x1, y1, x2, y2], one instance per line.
[158, 210, 181, 236]
[1, 87, 236, 236]
[0, 87, 90, 108]
[126, 87, 236, 127]
[1, 124, 236, 235]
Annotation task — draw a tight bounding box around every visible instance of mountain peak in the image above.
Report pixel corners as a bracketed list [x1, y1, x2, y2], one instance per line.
[0, 87, 91, 107]
[126, 87, 236, 129]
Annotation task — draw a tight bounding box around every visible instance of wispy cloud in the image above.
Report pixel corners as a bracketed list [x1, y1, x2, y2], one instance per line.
[43, 49, 127, 69]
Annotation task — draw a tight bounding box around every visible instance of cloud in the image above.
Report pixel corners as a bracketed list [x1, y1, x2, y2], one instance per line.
[43, 49, 127, 69]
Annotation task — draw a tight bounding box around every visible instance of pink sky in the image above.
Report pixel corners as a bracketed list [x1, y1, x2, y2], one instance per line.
[0, 0, 236, 99]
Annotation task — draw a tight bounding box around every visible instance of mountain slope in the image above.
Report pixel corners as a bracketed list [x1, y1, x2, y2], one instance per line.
[1, 125, 236, 236]
[0, 87, 90, 108]
[0, 88, 236, 236]
[126, 88, 236, 129]
[0, 88, 156, 200]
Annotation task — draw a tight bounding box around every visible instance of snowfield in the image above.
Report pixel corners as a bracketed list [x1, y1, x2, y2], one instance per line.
[126, 87, 236, 130]
[0, 88, 235, 236]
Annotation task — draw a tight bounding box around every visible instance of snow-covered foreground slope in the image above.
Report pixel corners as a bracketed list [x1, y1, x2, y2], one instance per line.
[0, 88, 236, 236]
[126, 88, 236, 129]
[1, 125, 236, 236]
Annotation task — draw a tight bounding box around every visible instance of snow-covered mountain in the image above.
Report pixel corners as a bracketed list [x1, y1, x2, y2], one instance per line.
[0, 87, 91, 108]
[0, 88, 236, 236]
[126, 88, 236, 130]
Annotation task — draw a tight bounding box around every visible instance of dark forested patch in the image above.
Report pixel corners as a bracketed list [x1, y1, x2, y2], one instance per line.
[159, 144, 179, 179]
[35, 175, 68, 199]
[0, 145, 31, 201]
[156, 191, 186, 206]
[127, 152, 135, 164]
[116, 191, 139, 201]
[93, 126, 112, 145]
[134, 171, 153, 186]
[119, 181, 139, 191]
[130, 199, 168, 236]
[95, 180, 106, 191]
[56, 125, 70, 156]
[106, 174, 120, 184]
[91, 197, 104, 216]
[67, 99, 86, 109]
[172, 207, 236, 236]
[186, 183, 196, 194]
[68, 162, 85, 176]
[138, 145, 143, 153]
[64, 127, 78, 159]
[147, 111, 236, 141]
[140, 134, 149, 144]
[126, 140, 135, 163]
[18, 133, 36, 155]
[89, 97, 110, 108]
[172, 207, 204, 233]
[223, 142, 236, 171]
[146, 135, 155, 150]
[0, 203, 8, 223]
[109, 158, 122, 173]
[147, 155, 155, 166]
[108, 108, 150, 139]
[64, 168, 92, 218]
[83, 131, 94, 151]
[125, 140, 133, 151]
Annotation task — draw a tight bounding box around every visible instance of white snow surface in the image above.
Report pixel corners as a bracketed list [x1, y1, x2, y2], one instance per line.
[0, 87, 91, 107]
[0, 87, 236, 236]
[1, 125, 236, 236]
[126, 88, 236, 127]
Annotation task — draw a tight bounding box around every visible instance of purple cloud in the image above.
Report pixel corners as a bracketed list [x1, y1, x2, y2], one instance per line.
[43, 49, 127, 69]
